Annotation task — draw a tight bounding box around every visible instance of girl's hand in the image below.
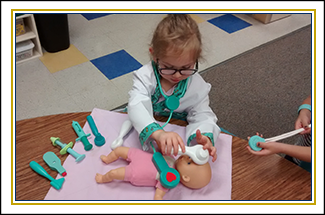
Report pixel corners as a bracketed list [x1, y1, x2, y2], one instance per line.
[247, 133, 281, 156]
[152, 130, 185, 156]
[295, 109, 311, 134]
[196, 129, 217, 162]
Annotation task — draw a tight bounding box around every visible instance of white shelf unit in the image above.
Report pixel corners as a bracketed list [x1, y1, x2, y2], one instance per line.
[16, 14, 43, 64]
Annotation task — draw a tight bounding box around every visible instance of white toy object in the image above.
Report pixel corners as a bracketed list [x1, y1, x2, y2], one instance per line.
[265, 124, 311, 142]
[110, 119, 133, 150]
[170, 144, 209, 165]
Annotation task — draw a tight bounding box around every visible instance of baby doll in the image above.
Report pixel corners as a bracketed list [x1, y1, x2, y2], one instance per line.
[95, 146, 212, 200]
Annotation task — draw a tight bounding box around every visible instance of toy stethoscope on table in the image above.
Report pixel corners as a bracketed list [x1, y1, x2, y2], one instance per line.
[110, 60, 210, 189]
[248, 124, 311, 151]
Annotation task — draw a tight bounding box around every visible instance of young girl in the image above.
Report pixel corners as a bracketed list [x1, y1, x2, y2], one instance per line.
[127, 14, 220, 161]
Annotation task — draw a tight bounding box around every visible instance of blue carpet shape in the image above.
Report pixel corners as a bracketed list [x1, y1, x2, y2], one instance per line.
[91, 50, 142, 80]
[208, 14, 252, 34]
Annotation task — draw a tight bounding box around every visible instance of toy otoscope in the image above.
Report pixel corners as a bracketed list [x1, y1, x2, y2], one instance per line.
[249, 124, 311, 151]
[72, 121, 93, 151]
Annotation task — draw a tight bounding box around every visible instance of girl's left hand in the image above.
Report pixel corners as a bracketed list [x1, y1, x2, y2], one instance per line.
[195, 129, 217, 162]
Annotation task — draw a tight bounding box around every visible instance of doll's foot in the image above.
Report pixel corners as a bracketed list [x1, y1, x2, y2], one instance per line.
[100, 155, 115, 164]
[100, 150, 119, 164]
[95, 173, 113, 183]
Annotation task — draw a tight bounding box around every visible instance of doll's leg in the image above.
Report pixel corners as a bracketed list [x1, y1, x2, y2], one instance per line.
[95, 167, 126, 183]
[100, 146, 129, 164]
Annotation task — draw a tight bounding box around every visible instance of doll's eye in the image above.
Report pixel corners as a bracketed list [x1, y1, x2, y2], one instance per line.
[187, 162, 191, 165]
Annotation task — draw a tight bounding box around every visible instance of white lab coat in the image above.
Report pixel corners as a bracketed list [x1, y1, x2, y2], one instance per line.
[128, 62, 221, 150]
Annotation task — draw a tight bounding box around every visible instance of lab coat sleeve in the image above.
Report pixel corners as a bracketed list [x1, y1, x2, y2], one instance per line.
[128, 64, 164, 150]
[184, 75, 221, 147]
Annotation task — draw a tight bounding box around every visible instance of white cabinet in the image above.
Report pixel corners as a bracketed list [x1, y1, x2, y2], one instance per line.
[16, 14, 43, 64]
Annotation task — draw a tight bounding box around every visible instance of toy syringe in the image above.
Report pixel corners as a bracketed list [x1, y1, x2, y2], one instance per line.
[72, 121, 93, 151]
[50, 137, 86, 162]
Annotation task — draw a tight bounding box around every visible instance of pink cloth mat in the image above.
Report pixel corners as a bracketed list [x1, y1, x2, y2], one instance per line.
[44, 108, 232, 200]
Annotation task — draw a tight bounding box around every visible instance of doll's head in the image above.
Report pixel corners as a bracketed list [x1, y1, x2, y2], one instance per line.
[174, 155, 212, 189]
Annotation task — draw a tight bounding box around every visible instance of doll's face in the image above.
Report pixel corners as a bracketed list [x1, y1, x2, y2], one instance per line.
[175, 155, 212, 189]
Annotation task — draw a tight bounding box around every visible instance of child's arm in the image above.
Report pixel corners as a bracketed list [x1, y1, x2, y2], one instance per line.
[246, 141, 311, 163]
[154, 188, 166, 200]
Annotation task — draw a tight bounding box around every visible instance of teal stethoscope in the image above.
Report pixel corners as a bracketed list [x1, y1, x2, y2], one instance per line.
[150, 60, 190, 189]
[151, 60, 189, 127]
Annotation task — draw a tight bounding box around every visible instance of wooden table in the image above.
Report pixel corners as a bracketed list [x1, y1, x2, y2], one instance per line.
[15, 112, 311, 201]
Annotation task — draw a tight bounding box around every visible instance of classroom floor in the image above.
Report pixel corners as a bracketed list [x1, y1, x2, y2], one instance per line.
[15, 13, 311, 121]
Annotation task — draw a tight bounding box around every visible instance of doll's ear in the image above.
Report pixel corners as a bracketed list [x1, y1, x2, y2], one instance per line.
[182, 175, 190, 183]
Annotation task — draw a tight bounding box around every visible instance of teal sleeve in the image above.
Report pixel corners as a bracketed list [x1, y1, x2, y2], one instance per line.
[187, 132, 214, 146]
[139, 122, 164, 147]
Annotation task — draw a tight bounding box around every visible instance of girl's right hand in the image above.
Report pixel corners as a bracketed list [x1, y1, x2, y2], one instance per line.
[151, 130, 186, 156]
[247, 133, 281, 156]
[295, 109, 311, 134]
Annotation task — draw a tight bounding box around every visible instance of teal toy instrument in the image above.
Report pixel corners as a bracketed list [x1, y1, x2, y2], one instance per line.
[50, 137, 86, 162]
[152, 152, 180, 189]
[29, 161, 65, 190]
[43, 151, 67, 176]
[86, 115, 106, 147]
[249, 124, 311, 151]
[72, 120, 93, 151]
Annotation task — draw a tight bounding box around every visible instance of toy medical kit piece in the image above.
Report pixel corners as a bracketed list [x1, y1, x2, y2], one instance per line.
[170, 144, 209, 165]
[249, 124, 311, 151]
[152, 60, 189, 128]
[152, 152, 180, 189]
[87, 115, 105, 147]
[50, 137, 86, 162]
[29, 161, 65, 190]
[72, 120, 93, 151]
[111, 119, 133, 150]
[43, 151, 67, 176]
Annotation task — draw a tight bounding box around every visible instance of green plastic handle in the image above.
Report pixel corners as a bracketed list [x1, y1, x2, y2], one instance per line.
[30, 160, 54, 181]
[86, 115, 99, 136]
[152, 152, 180, 189]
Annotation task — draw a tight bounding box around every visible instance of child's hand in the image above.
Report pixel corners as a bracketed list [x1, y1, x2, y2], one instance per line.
[247, 134, 281, 156]
[295, 109, 311, 134]
[152, 130, 186, 156]
[196, 129, 217, 162]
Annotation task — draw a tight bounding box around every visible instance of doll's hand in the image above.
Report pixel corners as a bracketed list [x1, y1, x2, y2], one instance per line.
[295, 109, 311, 134]
[151, 130, 186, 156]
[196, 129, 217, 162]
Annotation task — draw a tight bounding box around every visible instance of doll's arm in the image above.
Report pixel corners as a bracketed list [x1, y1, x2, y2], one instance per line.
[154, 187, 166, 200]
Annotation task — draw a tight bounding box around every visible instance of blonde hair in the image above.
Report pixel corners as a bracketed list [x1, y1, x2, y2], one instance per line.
[150, 14, 202, 62]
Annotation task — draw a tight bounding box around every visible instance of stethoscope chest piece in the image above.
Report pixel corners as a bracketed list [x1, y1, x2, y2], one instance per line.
[165, 95, 180, 111]
[248, 135, 265, 151]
